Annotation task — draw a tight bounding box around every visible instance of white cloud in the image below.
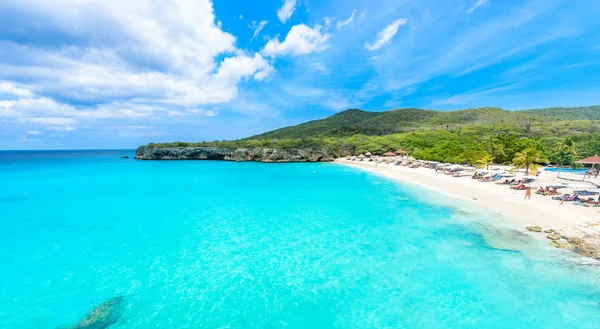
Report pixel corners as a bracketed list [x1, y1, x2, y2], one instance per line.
[21, 117, 77, 126]
[277, 0, 297, 23]
[262, 24, 330, 57]
[0, 87, 227, 133]
[215, 53, 274, 84]
[26, 130, 42, 135]
[0, 81, 33, 98]
[467, 0, 489, 14]
[168, 108, 218, 117]
[0, 0, 275, 131]
[337, 10, 357, 29]
[310, 62, 326, 72]
[323, 17, 333, 29]
[365, 18, 407, 51]
[249, 20, 269, 42]
[47, 125, 77, 131]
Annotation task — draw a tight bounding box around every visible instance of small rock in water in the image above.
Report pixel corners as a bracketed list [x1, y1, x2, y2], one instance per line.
[120, 155, 129, 159]
[546, 233, 562, 240]
[526, 226, 542, 232]
[568, 236, 582, 246]
[543, 229, 554, 233]
[67, 296, 125, 329]
[550, 240, 570, 248]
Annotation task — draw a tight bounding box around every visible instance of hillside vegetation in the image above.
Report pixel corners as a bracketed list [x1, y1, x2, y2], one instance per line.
[142, 106, 600, 166]
[249, 107, 592, 139]
[521, 106, 600, 120]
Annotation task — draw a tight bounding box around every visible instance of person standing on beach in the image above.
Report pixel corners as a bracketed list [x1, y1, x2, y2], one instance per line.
[525, 188, 531, 200]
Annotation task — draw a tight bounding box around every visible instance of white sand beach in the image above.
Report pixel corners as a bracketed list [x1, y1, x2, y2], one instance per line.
[336, 158, 600, 242]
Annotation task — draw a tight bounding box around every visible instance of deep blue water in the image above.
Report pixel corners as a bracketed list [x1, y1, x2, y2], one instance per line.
[1, 150, 599, 328]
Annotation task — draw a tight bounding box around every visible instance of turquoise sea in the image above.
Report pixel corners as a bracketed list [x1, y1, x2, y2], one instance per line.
[1, 150, 599, 328]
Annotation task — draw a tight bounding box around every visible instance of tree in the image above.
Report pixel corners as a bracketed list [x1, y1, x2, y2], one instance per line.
[512, 147, 549, 175]
[476, 154, 494, 170]
[549, 140, 577, 177]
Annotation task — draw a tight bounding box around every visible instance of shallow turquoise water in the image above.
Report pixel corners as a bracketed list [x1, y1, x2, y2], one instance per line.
[1, 150, 599, 328]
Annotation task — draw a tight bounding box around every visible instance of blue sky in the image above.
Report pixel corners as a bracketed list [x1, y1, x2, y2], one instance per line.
[1, 0, 599, 149]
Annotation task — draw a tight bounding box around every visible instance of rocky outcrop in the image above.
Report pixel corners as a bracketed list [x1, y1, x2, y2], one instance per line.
[526, 226, 542, 232]
[66, 296, 125, 329]
[547, 233, 562, 240]
[550, 240, 570, 248]
[135, 146, 335, 162]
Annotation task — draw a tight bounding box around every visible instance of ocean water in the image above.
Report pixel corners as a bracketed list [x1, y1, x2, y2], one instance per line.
[1, 150, 599, 329]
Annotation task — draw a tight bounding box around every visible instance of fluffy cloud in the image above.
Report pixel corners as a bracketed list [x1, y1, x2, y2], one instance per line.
[365, 18, 407, 51]
[277, 0, 297, 23]
[262, 24, 330, 57]
[215, 53, 274, 84]
[0, 82, 33, 98]
[0, 0, 274, 132]
[0, 80, 228, 132]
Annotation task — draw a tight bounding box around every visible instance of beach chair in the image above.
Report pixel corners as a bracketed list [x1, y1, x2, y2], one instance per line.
[510, 184, 528, 190]
[552, 194, 571, 200]
[562, 194, 580, 202]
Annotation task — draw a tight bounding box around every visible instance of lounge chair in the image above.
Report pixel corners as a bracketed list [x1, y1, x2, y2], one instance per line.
[552, 194, 571, 200]
[574, 190, 600, 196]
[561, 194, 580, 202]
[510, 184, 529, 190]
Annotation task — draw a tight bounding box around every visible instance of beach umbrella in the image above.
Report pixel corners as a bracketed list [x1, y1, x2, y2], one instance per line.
[407, 156, 416, 161]
[383, 151, 396, 156]
[395, 149, 407, 155]
[365, 152, 372, 157]
[358, 154, 365, 158]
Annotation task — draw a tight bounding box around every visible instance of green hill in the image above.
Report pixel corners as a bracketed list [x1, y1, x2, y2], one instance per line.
[250, 106, 596, 139]
[521, 105, 600, 120]
[250, 108, 381, 139]
[142, 105, 600, 165]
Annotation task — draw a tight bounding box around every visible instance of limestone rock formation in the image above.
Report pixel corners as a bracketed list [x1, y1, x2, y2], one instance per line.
[135, 146, 335, 163]
[546, 233, 562, 240]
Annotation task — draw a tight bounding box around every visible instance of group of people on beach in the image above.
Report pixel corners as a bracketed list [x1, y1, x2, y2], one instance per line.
[585, 169, 599, 179]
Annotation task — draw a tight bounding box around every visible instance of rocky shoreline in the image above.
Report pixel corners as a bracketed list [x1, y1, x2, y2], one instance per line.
[526, 225, 600, 259]
[135, 146, 335, 162]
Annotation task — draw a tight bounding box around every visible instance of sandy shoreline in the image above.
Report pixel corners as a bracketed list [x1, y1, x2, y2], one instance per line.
[335, 159, 600, 241]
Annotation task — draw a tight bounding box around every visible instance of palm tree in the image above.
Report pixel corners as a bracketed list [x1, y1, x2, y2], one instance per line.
[512, 147, 549, 175]
[476, 154, 494, 170]
[550, 140, 576, 178]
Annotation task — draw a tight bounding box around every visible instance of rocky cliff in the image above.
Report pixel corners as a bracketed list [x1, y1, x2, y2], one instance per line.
[135, 146, 335, 162]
